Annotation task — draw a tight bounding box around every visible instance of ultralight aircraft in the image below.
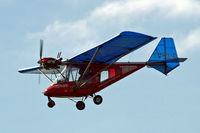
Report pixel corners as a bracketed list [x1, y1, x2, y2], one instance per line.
[18, 31, 187, 110]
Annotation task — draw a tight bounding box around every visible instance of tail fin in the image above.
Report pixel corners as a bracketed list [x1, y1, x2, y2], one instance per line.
[147, 37, 187, 75]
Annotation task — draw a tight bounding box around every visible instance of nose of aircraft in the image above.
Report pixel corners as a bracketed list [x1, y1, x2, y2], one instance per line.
[43, 89, 49, 96]
[43, 85, 54, 96]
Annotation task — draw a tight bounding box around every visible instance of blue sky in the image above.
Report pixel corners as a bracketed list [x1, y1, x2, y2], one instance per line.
[1, 0, 200, 132]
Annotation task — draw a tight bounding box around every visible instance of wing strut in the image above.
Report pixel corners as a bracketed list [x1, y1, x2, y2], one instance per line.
[78, 47, 100, 86]
[79, 47, 130, 88]
[38, 69, 54, 83]
[56, 68, 65, 79]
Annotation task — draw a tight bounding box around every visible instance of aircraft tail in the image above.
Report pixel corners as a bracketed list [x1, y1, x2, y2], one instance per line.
[147, 37, 187, 75]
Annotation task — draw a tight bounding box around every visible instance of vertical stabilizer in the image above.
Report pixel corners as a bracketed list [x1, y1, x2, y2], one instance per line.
[148, 38, 186, 75]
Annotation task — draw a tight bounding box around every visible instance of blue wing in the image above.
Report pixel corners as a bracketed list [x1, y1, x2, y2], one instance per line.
[69, 31, 156, 63]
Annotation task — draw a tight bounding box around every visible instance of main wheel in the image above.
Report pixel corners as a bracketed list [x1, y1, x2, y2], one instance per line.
[93, 95, 103, 105]
[76, 101, 85, 110]
[48, 101, 55, 108]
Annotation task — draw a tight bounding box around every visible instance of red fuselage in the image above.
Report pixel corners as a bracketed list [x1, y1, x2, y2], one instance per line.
[44, 62, 146, 98]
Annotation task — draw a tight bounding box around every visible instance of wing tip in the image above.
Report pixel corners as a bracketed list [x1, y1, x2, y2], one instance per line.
[120, 31, 157, 39]
[18, 66, 41, 74]
[18, 69, 23, 73]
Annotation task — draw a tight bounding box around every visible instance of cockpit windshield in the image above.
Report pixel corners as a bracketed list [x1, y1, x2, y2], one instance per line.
[54, 65, 81, 84]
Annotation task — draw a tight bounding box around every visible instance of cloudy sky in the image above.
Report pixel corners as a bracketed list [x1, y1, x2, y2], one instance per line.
[0, 0, 200, 133]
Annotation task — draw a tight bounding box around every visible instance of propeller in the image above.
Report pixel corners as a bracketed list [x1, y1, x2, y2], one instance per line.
[38, 73, 41, 84]
[36, 39, 63, 84]
[40, 39, 43, 60]
[38, 39, 43, 84]
[57, 52, 62, 59]
[38, 39, 44, 65]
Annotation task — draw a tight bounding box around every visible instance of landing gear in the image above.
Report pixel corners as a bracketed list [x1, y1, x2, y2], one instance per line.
[48, 101, 55, 108]
[49, 94, 102, 110]
[93, 95, 103, 105]
[47, 97, 55, 108]
[76, 101, 85, 110]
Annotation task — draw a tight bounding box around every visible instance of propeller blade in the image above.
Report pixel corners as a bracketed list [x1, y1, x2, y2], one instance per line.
[40, 39, 43, 59]
[57, 52, 62, 58]
[38, 73, 41, 84]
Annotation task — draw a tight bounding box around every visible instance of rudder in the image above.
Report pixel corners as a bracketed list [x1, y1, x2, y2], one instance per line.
[147, 37, 186, 75]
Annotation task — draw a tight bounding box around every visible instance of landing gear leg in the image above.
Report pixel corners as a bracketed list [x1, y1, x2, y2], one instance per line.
[93, 95, 103, 105]
[47, 96, 55, 108]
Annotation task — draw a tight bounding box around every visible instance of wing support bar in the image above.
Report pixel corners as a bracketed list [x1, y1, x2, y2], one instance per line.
[38, 69, 54, 83]
[78, 47, 100, 86]
[79, 47, 129, 88]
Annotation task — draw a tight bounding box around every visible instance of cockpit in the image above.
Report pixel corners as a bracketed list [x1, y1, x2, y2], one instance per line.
[54, 64, 94, 84]
[54, 65, 81, 84]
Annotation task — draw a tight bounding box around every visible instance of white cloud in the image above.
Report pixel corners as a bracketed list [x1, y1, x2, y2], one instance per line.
[90, 0, 200, 20]
[176, 28, 200, 55]
[27, 0, 200, 59]
[27, 20, 98, 59]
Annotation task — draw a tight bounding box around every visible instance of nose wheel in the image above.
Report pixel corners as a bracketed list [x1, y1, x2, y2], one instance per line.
[48, 101, 55, 108]
[47, 97, 55, 108]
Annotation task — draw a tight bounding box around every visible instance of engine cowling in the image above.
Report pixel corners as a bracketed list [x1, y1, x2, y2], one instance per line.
[38, 57, 62, 69]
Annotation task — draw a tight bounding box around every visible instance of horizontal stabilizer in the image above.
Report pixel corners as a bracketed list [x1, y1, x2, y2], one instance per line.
[147, 58, 187, 65]
[148, 38, 187, 75]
